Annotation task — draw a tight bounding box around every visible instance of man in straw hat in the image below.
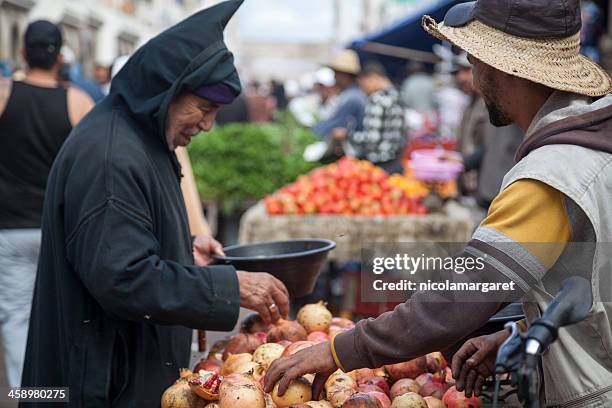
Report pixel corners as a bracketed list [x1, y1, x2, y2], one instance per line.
[265, 1, 612, 406]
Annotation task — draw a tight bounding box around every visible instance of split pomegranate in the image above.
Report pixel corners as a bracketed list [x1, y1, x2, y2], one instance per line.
[390, 392, 428, 408]
[385, 357, 428, 381]
[271, 377, 313, 407]
[222, 333, 263, 360]
[189, 371, 222, 401]
[423, 397, 445, 408]
[282, 341, 316, 357]
[297, 301, 333, 333]
[442, 386, 482, 408]
[341, 392, 383, 407]
[253, 342, 285, 370]
[267, 319, 308, 343]
[389, 379, 420, 400]
[357, 376, 390, 396]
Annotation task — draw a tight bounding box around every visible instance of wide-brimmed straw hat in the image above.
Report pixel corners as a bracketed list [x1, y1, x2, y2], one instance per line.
[422, 0, 612, 97]
[326, 49, 361, 76]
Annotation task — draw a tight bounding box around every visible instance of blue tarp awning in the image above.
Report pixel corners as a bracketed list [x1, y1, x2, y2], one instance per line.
[350, 0, 461, 79]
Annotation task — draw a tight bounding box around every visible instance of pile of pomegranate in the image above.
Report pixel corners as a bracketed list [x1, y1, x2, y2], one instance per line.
[161, 301, 482, 408]
[264, 158, 427, 216]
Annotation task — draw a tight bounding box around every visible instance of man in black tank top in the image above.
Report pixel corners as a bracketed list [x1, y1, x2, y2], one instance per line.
[0, 20, 93, 387]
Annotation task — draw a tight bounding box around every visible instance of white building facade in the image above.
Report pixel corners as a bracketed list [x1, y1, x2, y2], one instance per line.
[0, 0, 200, 75]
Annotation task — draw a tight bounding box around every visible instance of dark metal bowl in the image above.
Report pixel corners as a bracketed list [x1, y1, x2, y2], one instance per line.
[213, 239, 336, 298]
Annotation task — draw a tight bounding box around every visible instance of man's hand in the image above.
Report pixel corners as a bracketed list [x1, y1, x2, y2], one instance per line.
[452, 329, 510, 397]
[331, 127, 348, 141]
[264, 341, 337, 400]
[236, 271, 289, 325]
[193, 235, 225, 266]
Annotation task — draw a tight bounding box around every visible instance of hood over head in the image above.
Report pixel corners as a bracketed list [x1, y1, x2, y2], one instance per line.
[109, 0, 243, 144]
[516, 92, 612, 161]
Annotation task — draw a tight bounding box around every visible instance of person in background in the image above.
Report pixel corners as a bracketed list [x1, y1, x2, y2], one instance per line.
[333, 61, 406, 174]
[289, 68, 338, 128]
[59, 46, 105, 102]
[313, 49, 367, 159]
[270, 78, 288, 110]
[93, 63, 112, 96]
[454, 53, 488, 195]
[0, 20, 94, 387]
[401, 61, 437, 113]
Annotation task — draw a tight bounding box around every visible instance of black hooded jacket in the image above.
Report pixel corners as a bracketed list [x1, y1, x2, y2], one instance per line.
[21, 2, 243, 406]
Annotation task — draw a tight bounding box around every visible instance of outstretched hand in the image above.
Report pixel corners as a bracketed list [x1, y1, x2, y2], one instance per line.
[264, 341, 338, 400]
[452, 329, 510, 397]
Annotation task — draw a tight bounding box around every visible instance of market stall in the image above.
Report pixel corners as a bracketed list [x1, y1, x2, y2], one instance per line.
[239, 201, 473, 263]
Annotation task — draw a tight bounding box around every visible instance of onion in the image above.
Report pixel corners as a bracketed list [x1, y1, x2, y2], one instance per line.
[390, 392, 428, 408]
[161, 377, 200, 408]
[222, 333, 264, 360]
[282, 341, 315, 357]
[423, 397, 445, 408]
[367, 391, 391, 408]
[341, 392, 382, 407]
[324, 370, 358, 391]
[218, 381, 265, 408]
[384, 357, 427, 381]
[331, 317, 355, 328]
[297, 301, 333, 333]
[442, 386, 483, 408]
[194, 358, 222, 375]
[390, 379, 420, 400]
[418, 382, 449, 400]
[425, 353, 447, 373]
[253, 343, 285, 370]
[307, 331, 330, 343]
[264, 392, 277, 408]
[326, 386, 356, 407]
[267, 319, 308, 343]
[357, 376, 390, 396]
[271, 377, 312, 407]
[221, 353, 253, 375]
[358, 384, 385, 394]
[304, 401, 333, 408]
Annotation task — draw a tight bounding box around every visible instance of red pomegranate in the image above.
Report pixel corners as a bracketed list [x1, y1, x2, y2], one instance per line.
[442, 386, 483, 408]
[384, 357, 427, 381]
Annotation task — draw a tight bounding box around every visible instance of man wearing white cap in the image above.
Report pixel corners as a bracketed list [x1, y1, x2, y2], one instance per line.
[266, 1, 612, 406]
[312, 50, 367, 154]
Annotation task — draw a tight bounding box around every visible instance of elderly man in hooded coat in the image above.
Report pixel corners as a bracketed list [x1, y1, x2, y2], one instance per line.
[20, 1, 289, 406]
